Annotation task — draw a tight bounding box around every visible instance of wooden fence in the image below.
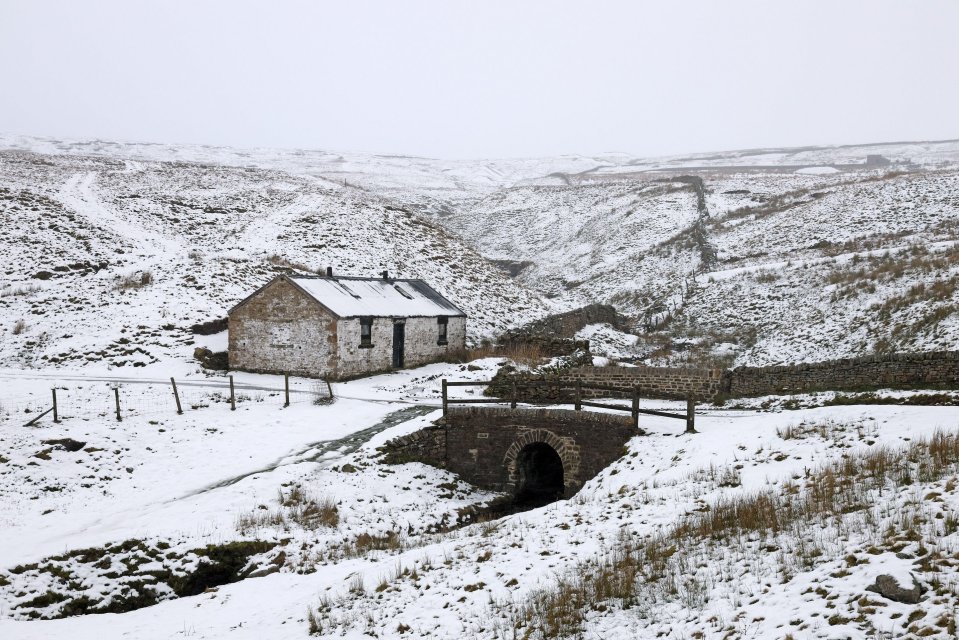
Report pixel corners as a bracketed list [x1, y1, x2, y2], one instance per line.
[441, 379, 696, 432]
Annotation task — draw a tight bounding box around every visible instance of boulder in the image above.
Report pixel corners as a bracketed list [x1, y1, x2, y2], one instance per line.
[866, 573, 923, 604]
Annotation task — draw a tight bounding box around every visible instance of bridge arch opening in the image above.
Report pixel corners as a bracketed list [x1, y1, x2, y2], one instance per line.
[515, 442, 565, 507]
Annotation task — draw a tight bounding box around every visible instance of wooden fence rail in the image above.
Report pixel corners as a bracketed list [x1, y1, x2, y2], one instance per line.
[441, 379, 697, 432]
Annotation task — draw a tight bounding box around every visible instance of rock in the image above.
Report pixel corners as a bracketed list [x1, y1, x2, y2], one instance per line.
[194, 347, 229, 370]
[247, 564, 281, 579]
[41, 438, 86, 452]
[866, 573, 924, 604]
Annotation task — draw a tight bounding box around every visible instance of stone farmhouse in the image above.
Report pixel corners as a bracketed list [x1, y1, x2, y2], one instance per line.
[228, 271, 466, 380]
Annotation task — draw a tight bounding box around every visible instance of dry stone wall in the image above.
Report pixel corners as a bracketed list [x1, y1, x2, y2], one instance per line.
[726, 350, 959, 397]
[488, 350, 959, 402]
[487, 365, 724, 402]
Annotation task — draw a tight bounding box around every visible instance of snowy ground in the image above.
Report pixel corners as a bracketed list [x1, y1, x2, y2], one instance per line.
[3, 358, 959, 638]
[3, 134, 959, 638]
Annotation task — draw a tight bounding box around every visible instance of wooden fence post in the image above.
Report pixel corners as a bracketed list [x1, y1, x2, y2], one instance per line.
[284, 373, 290, 408]
[114, 387, 122, 422]
[442, 379, 448, 415]
[632, 387, 639, 429]
[229, 375, 236, 411]
[575, 380, 582, 411]
[171, 377, 183, 415]
[686, 396, 696, 433]
[510, 380, 517, 409]
[24, 407, 54, 427]
[51, 388, 59, 423]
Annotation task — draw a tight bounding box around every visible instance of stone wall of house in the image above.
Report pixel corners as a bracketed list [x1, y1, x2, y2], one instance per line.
[335, 316, 466, 379]
[726, 350, 959, 397]
[381, 406, 637, 496]
[230, 276, 466, 380]
[228, 278, 337, 378]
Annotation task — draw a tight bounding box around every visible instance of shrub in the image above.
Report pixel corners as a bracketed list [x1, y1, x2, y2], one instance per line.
[12, 319, 26, 335]
[116, 271, 153, 291]
[0, 284, 41, 298]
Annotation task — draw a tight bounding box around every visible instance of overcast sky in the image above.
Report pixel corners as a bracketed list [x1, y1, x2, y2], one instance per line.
[2, 1, 957, 159]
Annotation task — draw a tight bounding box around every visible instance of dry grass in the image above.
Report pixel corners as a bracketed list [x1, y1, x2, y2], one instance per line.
[499, 343, 546, 368]
[0, 283, 41, 298]
[826, 244, 959, 287]
[812, 230, 914, 258]
[502, 429, 959, 638]
[442, 342, 547, 368]
[12, 319, 26, 335]
[115, 271, 153, 291]
[871, 276, 959, 321]
[236, 485, 338, 534]
[753, 269, 780, 283]
[267, 254, 315, 273]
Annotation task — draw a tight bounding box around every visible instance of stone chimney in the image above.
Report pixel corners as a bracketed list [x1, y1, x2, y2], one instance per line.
[326, 266, 333, 277]
[381, 270, 389, 280]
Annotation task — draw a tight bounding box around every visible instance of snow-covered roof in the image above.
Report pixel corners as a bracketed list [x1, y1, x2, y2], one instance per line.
[234, 275, 466, 318]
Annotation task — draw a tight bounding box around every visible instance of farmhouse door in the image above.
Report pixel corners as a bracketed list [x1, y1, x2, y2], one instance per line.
[392, 322, 405, 369]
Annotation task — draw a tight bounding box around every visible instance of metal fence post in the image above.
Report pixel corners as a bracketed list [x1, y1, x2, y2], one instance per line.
[52, 388, 59, 423]
[230, 375, 237, 411]
[442, 379, 448, 416]
[284, 373, 290, 408]
[632, 387, 639, 429]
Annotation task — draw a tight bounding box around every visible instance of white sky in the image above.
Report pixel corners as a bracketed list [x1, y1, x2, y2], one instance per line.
[2, 0, 957, 159]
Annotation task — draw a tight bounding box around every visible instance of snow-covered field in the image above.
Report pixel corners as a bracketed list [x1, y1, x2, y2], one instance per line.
[3, 359, 959, 638]
[3, 135, 959, 638]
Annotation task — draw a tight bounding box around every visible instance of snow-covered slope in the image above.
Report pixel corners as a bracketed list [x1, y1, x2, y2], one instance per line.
[3, 134, 959, 639]
[437, 154, 959, 366]
[3, 134, 959, 370]
[0, 149, 548, 369]
[3, 361, 959, 639]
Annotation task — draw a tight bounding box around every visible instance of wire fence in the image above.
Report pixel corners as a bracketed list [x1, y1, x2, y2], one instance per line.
[0, 375, 333, 426]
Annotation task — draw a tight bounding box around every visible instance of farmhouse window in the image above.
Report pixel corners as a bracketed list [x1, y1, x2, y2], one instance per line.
[437, 316, 448, 345]
[360, 317, 373, 348]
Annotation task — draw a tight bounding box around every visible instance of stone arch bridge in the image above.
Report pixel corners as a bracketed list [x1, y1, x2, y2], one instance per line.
[381, 406, 641, 503]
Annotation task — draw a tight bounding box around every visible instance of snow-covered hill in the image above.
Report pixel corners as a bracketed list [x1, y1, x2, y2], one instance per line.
[2, 134, 958, 369]
[0, 148, 548, 370]
[3, 133, 959, 640]
[435, 147, 959, 366]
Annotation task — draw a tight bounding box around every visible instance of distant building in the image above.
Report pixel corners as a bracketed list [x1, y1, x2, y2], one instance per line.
[228, 271, 466, 380]
[865, 154, 892, 167]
